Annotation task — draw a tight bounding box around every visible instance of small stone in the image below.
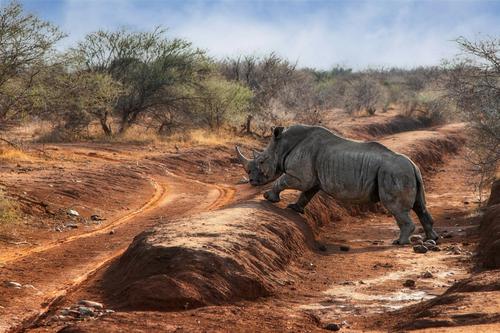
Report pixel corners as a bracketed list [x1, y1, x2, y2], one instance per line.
[428, 245, 441, 251]
[65, 223, 78, 229]
[67, 209, 80, 217]
[463, 201, 469, 205]
[109, 229, 115, 235]
[324, 323, 341, 331]
[90, 215, 104, 221]
[410, 234, 423, 244]
[443, 233, 453, 239]
[403, 279, 416, 288]
[236, 177, 249, 184]
[78, 300, 103, 309]
[5, 281, 22, 288]
[78, 306, 95, 317]
[421, 271, 433, 278]
[105, 309, 115, 314]
[424, 239, 437, 246]
[339, 245, 350, 251]
[413, 244, 428, 254]
[318, 244, 327, 252]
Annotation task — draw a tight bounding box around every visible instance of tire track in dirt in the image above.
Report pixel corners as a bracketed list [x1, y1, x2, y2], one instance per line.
[0, 151, 236, 333]
[0, 177, 165, 265]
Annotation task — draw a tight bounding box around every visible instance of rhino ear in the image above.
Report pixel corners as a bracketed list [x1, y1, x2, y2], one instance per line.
[272, 126, 284, 139]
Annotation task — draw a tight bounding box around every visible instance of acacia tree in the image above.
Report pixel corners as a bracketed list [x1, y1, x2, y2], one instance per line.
[0, 1, 64, 125]
[73, 27, 209, 133]
[445, 36, 500, 201]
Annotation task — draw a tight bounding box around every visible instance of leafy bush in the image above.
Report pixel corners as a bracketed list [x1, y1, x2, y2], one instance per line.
[0, 1, 64, 123]
[195, 77, 253, 130]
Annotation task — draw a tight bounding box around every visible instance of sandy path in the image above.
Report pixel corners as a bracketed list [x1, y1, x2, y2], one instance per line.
[1, 124, 488, 333]
[0, 150, 236, 333]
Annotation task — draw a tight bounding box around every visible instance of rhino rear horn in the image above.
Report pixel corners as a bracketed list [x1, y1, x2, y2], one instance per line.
[235, 146, 251, 172]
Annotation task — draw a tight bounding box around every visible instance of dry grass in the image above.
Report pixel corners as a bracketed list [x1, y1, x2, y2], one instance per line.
[94, 126, 257, 148]
[0, 146, 32, 161]
[0, 190, 19, 225]
[176, 129, 255, 147]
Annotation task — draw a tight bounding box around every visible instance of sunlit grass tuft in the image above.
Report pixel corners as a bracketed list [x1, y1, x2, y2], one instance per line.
[0, 147, 32, 161]
[0, 190, 19, 225]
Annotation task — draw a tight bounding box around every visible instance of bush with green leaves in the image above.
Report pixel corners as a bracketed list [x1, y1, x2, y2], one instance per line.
[29, 63, 123, 140]
[0, 1, 64, 124]
[195, 77, 253, 130]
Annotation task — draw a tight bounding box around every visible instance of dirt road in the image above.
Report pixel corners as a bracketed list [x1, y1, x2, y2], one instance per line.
[0, 122, 497, 333]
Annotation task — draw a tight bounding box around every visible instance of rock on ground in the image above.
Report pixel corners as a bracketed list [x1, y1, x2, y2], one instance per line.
[101, 201, 314, 311]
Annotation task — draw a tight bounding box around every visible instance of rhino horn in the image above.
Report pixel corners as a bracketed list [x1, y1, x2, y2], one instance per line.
[235, 146, 251, 172]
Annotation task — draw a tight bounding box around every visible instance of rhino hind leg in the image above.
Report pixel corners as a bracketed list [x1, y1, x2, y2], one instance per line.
[390, 211, 416, 245]
[378, 167, 418, 245]
[413, 199, 439, 241]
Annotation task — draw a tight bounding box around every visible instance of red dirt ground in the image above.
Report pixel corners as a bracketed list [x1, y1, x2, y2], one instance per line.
[0, 113, 498, 333]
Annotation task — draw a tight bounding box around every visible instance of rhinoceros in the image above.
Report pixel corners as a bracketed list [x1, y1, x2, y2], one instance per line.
[236, 125, 439, 245]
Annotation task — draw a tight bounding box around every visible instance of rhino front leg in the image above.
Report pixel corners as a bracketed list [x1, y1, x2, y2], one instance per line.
[264, 174, 303, 203]
[287, 187, 320, 214]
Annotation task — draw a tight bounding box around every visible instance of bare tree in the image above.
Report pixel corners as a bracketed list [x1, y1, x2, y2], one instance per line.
[344, 77, 382, 116]
[445, 36, 500, 201]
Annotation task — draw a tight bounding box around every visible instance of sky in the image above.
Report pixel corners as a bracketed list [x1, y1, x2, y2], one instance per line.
[7, 0, 500, 70]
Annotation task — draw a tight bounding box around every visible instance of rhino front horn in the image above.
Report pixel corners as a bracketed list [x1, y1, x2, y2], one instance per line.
[235, 146, 251, 172]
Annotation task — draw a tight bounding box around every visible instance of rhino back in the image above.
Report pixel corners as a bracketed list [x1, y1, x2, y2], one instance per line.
[315, 141, 398, 203]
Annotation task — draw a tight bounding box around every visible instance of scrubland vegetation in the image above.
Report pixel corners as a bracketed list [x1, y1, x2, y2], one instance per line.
[0, 1, 498, 188]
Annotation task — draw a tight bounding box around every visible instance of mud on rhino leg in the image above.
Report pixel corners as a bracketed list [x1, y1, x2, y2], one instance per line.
[287, 187, 320, 214]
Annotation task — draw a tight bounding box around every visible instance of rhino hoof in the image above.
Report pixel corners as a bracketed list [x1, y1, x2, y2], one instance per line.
[264, 191, 280, 203]
[392, 239, 410, 246]
[287, 203, 304, 214]
[425, 230, 439, 242]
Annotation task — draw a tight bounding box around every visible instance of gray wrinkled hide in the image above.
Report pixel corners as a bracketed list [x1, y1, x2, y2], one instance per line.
[236, 125, 439, 245]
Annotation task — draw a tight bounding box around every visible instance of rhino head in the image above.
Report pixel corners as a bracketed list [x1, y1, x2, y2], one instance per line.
[235, 126, 285, 186]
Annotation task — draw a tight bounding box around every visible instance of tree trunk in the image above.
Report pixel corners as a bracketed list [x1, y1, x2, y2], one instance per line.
[99, 112, 113, 136]
[245, 114, 253, 134]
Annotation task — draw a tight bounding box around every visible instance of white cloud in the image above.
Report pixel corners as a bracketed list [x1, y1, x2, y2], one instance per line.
[55, 0, 500, 69]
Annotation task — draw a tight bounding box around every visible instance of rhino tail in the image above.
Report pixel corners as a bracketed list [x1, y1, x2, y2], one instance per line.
[411, 162, 438, 240]
[412, 162, 426, 208]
